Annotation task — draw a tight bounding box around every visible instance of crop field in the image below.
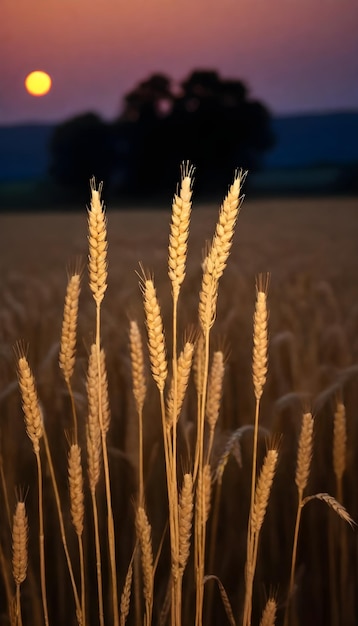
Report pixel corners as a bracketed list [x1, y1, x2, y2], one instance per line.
[0, 178, 357, 626]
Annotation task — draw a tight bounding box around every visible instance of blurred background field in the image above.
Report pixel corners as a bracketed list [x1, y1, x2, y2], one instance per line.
[1, 191, 358, 625]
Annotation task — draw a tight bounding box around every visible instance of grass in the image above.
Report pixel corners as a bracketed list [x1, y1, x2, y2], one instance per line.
[0, 172, 357, 626]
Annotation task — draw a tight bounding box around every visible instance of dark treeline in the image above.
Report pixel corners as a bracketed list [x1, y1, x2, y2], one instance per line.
[49, 70, 275, 199]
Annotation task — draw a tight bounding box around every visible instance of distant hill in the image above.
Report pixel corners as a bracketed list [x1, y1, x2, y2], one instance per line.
[0, 112, 357, 188]
[264, 111, 358, 169]
[0, 124, 54, 182]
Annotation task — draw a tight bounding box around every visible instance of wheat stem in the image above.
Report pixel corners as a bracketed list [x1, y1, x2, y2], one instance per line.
[285, 411, 314, 626]
[88, 178, 118, 626]
[68, 444, 85, 625]
[42, 430, 82, 623]
[243, 449, 278, 626]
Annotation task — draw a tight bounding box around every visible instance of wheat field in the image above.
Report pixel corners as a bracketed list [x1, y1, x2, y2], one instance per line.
[0, 170, 358, 626]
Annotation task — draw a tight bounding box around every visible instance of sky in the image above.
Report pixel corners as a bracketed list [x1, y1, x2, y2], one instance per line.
[1, 0, 358, 125]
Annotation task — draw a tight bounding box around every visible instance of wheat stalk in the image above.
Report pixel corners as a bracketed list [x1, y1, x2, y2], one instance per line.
[244, 274, 270, 626]
[195, 172, 245, 626]
[285, 410, 314, 626]
[42, 430, 82, 624]
[87, 179, 118, 626]
[243, 449, 278, 626]
[86, 340, 104, 624]
[332, 396, 348, 626]
[166, 164, 195, 626]
[16, 351, 49, 626]
[68, 444, 86, 626]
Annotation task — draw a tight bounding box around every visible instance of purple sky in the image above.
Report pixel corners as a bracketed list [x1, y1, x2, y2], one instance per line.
[1, 0, 358, 124]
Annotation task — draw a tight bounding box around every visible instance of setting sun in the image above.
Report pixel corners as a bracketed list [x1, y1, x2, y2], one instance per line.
[25, 70, 52, 96]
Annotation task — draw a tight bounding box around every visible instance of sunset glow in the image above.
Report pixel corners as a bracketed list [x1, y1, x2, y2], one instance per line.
[2, 0, 358, 123]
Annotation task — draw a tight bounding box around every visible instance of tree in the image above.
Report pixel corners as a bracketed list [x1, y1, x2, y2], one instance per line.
[114, 69, 275, 195]
[49, 70, 275, 198]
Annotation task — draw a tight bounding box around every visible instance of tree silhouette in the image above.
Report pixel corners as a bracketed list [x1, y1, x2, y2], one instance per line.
[114, 69, 275, 195]
[50, 70, 275, 197]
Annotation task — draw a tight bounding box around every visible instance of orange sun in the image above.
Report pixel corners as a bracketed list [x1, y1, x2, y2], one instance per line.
[25, 70, 52, 97]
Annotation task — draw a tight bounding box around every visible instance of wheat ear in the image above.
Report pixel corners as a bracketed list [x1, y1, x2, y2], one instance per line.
[302, 493, 355, 527]
[68, 444, 86, 626]
[12, 499, 28, 626]
[178, 473, 194, 575]
[120, 560, 133, 626]
[17, 352, 49, 626]
[199, 169, 245, 333]
[141, 276, 168, 393]
[260, 598, 277, 626]
[333, 399, 347, 503]
[166, 341, 194, 427]
[129, 320, 147, 415]
[135, 506, 154, 626]
[129, 320, 147, 505]
[252, 274, 269, 402]
[88, 178, 107, 306]
[59, 271, 81, 442]
[251, 449, 278, 536]
[87, 343, 104, 492]
[205, 350, 225, 463]
[295, 411, 314, 497]
[168, 160, 194, 300]
[17, 354, 43, 455]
